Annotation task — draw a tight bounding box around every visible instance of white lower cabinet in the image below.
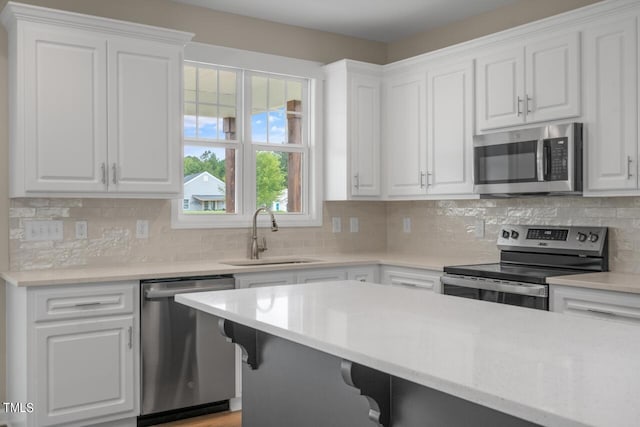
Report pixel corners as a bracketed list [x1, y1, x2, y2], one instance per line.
[380, 266, 442, 293]
[6, 281, 140, 427]
[551, 285, 640, 325]
[235, 265, 379, 288]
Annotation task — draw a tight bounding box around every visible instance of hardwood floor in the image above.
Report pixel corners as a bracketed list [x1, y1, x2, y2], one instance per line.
[155, 411, 241, 427]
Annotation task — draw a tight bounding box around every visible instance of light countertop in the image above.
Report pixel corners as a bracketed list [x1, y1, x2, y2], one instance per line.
[176, 281, 640, 427]
[547, 272, 640, 294]
[1, 253, 496, 286]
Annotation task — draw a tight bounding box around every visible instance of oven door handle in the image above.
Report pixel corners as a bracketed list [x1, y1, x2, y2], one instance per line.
[441, 275, 548, 297]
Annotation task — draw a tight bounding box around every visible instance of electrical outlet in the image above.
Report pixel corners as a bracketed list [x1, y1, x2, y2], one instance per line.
[75, 221, 88, 239]
[136, 220, 149, 239]
[349, 217, 359, 233]
[331, 217, 342, 233]
[403, 217, 411, 233]
[475, 219, 485, 238]
[25, 220, 63, 241]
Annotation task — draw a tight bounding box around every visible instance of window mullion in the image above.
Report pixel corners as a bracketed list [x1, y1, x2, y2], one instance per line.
[243, 70, 256, 214]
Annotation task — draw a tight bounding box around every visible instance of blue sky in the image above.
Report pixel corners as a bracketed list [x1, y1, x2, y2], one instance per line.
[184, 108, 286, 143]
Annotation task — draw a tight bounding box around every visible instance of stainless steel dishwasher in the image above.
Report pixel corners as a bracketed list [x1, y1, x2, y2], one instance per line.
[139, 275, 236, 425]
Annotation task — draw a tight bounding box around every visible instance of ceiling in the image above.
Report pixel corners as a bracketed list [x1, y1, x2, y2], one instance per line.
[173, 0, 522, 42]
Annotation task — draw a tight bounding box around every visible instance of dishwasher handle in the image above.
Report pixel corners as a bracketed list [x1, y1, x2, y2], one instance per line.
[144, 283, 235, 299]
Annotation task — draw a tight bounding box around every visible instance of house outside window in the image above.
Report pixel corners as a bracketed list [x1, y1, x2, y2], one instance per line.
[174, 45, 322, 229]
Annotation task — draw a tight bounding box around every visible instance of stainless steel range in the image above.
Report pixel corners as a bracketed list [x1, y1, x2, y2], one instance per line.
[442, 225, 608, 310]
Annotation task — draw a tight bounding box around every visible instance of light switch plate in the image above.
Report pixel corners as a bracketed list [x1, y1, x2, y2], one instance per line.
[331, 217, 342, 233]
[25, 220, 63, 241]
[136, 220, 149, 239]
[349, 217, 359, 233]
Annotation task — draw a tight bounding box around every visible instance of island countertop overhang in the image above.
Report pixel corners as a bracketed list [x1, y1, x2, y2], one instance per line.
[176, 281, 640, 427]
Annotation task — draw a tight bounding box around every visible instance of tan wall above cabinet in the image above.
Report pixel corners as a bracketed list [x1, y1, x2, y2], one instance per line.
[1, 2, 193, 198]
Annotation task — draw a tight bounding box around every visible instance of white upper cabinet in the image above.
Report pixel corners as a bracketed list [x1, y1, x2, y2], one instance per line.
[107, 38, 182, 194]
[1, 2, 193, 198]
[324, 60, 382, 200]
[525, 33, 580, 123]
[583, 15, 638, 193]
[426, 60, 474, 195]
[21, 25, 109, 194]
[476, 47, 525, 130]
[384, 72, 428, 196]
[476, 32, 580, 131]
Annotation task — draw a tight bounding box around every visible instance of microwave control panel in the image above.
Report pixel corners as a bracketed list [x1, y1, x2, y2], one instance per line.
[545, 137, 568, 181]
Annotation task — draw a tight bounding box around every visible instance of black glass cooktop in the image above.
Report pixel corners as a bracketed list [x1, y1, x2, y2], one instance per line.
[443, 263, 586, 285]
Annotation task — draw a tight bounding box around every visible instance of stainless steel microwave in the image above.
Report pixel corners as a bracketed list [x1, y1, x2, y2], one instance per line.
[473, 123, 582, 196]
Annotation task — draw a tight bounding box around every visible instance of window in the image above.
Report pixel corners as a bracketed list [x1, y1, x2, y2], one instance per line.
[174, 49, 321, 229]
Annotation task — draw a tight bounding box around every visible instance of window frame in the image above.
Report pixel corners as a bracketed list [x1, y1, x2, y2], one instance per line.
[172, 43, 323, 229]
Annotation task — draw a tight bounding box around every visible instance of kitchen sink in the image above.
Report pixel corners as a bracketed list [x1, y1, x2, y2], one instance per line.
[219, 257, 322, 266]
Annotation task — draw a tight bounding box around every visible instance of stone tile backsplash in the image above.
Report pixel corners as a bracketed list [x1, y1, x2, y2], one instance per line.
[9, 199, 387, 271]
[9, 196, 640, 273]
[387, 197, 640, 273]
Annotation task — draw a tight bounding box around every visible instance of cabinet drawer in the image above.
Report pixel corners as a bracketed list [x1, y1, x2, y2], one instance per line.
[551, 285, 640, 325]
[32, 282, 136, 322]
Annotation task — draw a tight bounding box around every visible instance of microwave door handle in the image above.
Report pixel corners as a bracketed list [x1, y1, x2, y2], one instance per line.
[536, 139, 545, 181]
[544, 144, 552, 179]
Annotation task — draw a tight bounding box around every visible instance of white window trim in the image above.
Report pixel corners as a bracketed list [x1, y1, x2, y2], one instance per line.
[172, 43, 324, 229]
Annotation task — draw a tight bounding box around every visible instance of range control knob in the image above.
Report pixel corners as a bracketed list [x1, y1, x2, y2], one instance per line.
[502, 230, 510, 239]
[576, 232, 588, 242]
[510, 230, 520, 239]
[589, 233, 599, 243]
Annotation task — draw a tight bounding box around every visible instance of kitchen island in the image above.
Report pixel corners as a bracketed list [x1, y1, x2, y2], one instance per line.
[176, 281, 640, 427]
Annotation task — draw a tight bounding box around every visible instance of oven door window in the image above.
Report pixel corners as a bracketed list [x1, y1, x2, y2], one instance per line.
[443, 284, 548, 310]
[474, 140, 539, 185]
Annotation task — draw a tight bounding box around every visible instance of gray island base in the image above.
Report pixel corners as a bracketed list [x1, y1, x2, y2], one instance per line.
[222, 320, 538, 427]
[175, 281, 640, 427]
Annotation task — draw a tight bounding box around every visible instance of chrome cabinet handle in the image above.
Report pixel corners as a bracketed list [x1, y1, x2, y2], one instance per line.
[628, 156, 633, 179]
[101, 163, 106, 184]
[517, 96, 523, 116]
[427, 171, 432, 187]
[112, 163, 117, 184]
[74, 301, 103, 308]
[353, 173, 359, 189]
[127, 326, 133, 349]
[586, 308, 615, 316]
[526, 95, 533, 113]
[420, 171, 426, 188]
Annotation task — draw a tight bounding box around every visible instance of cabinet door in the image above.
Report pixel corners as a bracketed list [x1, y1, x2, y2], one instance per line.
[426, 61, 474, 195]
[350, 73, 381, 197]
[22, 24, 108, 193]
[525, 32, 580, 124]
[384, 74, 428, 196]
[34, 317, 135, 426]
[583, 17, 638, 191]
[107, 37, 182, 194]
[476, 47, 525, 130]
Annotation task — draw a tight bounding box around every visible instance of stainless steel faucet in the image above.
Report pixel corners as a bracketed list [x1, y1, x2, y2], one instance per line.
[250, 207, 279, 259]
